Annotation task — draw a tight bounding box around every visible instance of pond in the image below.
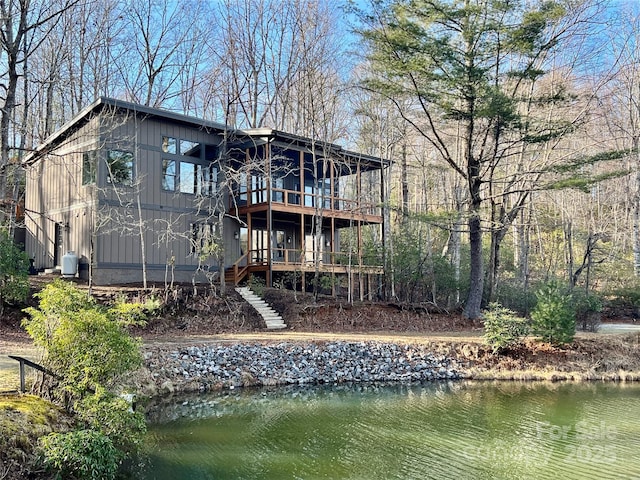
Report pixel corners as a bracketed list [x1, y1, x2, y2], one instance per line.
[144, 382, 640, 479]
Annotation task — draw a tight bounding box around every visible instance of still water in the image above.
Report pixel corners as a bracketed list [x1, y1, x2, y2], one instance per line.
[144, 382, 640, 479]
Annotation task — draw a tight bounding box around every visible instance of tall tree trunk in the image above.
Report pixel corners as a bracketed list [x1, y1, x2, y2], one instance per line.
[136, 191, 147, 290]
[634, 140, 640, 276]
[464, 159, 483, 319]
[518, 206, 531, 292]
[565, 220, 574, 287]
[401, 140, 409, 220]
[0, 48, 19, 218]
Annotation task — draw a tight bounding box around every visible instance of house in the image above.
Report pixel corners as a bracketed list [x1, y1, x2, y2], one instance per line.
[24, 98, 390, 298]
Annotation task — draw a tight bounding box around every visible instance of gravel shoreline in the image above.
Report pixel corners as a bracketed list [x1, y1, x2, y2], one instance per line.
[142, 341, 461, 394]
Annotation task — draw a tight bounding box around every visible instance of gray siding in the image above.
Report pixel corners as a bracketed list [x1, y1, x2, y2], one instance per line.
[25, 119, 98, 270]
[26, 109, 234, 284]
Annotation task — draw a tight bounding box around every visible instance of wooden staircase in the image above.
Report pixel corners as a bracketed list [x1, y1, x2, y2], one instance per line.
[236, 286, 287, 330]
[225, 253, 249, 285]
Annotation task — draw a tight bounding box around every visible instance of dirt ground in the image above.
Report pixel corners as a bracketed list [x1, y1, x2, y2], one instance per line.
[3, 282, 640, 391]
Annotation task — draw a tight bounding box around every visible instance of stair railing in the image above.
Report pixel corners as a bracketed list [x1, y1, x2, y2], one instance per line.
[227, 252, 250, 285]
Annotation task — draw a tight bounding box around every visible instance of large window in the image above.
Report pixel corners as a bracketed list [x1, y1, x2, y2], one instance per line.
[191, 223, 217, 255]
[180, 162, 196, 194]
[198, 164, 218, 196]
[162, 159, 176, 191]
[272, 176, 284, 203]
[161, 136, 217, 195]
[106, 150, 133, 185]
[304, 177, 331, 208]
[164, 160, 217, 195]
[82, 151, 97, 185]
[251, 174, 267, 203]
[180, 162, 217, 195]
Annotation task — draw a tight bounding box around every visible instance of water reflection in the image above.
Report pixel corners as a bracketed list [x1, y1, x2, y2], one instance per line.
[144, 382, 640, 479]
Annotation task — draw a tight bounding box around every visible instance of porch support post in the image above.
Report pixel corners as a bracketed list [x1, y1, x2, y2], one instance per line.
[330, 157, 335, 205]
[358, 219, 364, 302]
[331, 216, 335, 297]
[357, 161, 363, 301]
[299, 150, 304, 198]
[247, 212, 252, 283]
[357, 160, 361, 213]
[266, 140, 272, 288]
[300, 151, 305, 294]
[301, 215, 305, 294]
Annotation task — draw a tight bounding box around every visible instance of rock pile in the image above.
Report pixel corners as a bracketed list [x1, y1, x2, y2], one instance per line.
[144, 341, 460, 394]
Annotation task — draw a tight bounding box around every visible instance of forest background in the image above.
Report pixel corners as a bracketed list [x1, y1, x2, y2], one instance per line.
[1, 0, 640, 319]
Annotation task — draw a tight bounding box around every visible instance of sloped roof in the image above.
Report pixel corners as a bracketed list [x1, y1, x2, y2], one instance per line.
[24, 97, 391, 171]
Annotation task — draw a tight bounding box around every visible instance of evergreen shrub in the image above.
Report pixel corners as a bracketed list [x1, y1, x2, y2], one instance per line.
[530, 281, 576, 344]
[483, 302, 529, 353]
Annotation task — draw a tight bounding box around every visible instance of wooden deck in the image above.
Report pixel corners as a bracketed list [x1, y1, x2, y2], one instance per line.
[225, 249, 383, 285]
[228, 186, 383, 226]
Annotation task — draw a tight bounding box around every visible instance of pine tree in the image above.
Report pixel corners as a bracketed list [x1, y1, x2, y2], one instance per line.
[358, 0, 609, 318]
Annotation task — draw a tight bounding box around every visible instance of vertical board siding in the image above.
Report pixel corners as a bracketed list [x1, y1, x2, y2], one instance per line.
[87, 113, 223, 278]
[25, 120, 98, 269]
[26, 104, 237, 284]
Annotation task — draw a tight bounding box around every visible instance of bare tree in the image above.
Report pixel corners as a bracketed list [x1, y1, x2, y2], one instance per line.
[115, 0, 208, 107]
[0, 0, 80, 224]
[601, 5, 640, 277]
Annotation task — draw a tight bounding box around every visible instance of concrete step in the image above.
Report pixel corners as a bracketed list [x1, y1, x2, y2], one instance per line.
[236, 287, 287, 330]
[253, 304, 275, 311]
[266, 324, 287, 330]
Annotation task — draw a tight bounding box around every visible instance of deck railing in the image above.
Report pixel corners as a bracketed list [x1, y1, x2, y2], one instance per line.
[231, 187, 381, 216]
[240, 248, 382, 269]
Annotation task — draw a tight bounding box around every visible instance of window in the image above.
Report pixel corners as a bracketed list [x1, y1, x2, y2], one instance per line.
[238, 172, 247, 205]
[197, 165, 218, 196]
[274, 230, 285, 260]
[191, 223, 217, 255]
[162, 136, 177, 154]
[162, 159, 176, 191]
[180, 162, 196, 194]
[320, 178, 331, 209]
[179, 162, 217, 195]
[179, 139, 201, 158]
[272, 176, 284, 202]
[304, 177, 331, 208]
[251, 174, 266, 203]
[106, 150, 133, 185]
[82, 151, 97, 185]
[205, 144, 217, 161]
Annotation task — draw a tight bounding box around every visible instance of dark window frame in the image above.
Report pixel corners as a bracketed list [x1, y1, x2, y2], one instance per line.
[106, 150, 134, 186]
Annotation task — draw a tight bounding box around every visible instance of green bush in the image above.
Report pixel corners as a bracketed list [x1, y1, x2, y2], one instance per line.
[39, 429, 120, 480]
[110, 293, 159, 325]
[76, 387, 146, 456]
[606, 282, 640, 310]
[483, 303, 529, 353]
[22, 280, 143, 397]
[23, 281, 148, 475]
[530, 282, 576, 345]
[248, 275, 266, 296]
[573, 290, 602, 332]
[0, 229, 30, 314]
